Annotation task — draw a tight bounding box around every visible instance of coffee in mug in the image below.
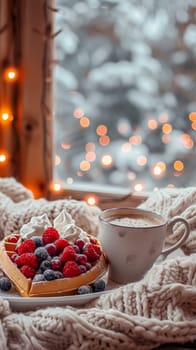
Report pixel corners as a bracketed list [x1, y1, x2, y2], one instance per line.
[99, 207, 190, 284]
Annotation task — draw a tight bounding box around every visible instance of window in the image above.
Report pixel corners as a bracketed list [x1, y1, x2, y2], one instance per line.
[0, 0, 195, 205]
[54, 0, 196, 193]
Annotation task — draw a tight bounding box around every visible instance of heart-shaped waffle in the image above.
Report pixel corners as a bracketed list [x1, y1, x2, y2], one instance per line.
[0, 234, 108, 297]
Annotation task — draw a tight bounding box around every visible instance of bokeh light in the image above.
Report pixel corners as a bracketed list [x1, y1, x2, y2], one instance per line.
[101, 154, 113, 168]
[173, 160, 184, 171]
[80, 160, 91, 171]
[148, 119, 158, 129]
[96, 124, 107, 136]
[162, 123, 173, 134]
[73, 108, 84, 118]
[80, 117, 90, 127]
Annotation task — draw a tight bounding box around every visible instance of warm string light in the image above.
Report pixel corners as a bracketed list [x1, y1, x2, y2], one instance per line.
[49, 181, 63, 192]
[85, 195, 98, 206]
[3, 66, 19, 82]
[0, 152, 8, 163]
[0, 112, 14, 123]
[0, 66, 19, 172]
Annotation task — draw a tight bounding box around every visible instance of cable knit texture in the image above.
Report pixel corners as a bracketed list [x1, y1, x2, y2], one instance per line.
[0, 178, 196, 350]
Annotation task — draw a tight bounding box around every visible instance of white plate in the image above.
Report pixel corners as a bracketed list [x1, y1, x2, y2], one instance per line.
[0, 279, 120, 312]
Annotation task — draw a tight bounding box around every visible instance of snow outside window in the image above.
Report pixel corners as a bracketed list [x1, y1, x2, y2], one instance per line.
[54, 0, 196, 193]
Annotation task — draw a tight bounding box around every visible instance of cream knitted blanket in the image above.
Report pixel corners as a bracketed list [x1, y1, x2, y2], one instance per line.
[0, 178, 196, 350]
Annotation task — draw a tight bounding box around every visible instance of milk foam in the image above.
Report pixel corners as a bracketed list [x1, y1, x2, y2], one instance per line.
[110, 216, 161, 227]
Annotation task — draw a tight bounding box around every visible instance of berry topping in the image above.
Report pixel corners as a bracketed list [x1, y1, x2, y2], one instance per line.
[20, 265, 36, 279]
[60, 246, 76, 263]
[51, 257, 62, 271]
[0, 277, 12, 291]
[72, 244, 80, 254]
[17, 239, 36, 255]
[83, 244, 100, 262]
[89, 237, 98, 245]
[10, 253, 19, 263]
[74, 239, 85, 250]
[17, 253, 39, 269]
[6, 235, 19, 243]
[92, 244, 101, 256]
[34, 247, 49, 261]
[43, 269, 56, 281]
[42, 227, 60, 245]
[85, 262, 92, 270]
[53, 270, 64, 279]
[31, 236, 43, 247]
[75, 254, 88, 265]
[55, 238, 69, 253]
[63, 261, 81, 278]
[45, 243, 57, 257]
[33, 273, 45, 282]
[76, 285, 93, 295]
[91, 279, 106, 292]
[39, 259, 52, 272]
[79, 265, 87, 273]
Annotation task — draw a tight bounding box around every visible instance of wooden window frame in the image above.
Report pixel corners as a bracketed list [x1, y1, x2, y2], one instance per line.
[0, 0, 146, 208]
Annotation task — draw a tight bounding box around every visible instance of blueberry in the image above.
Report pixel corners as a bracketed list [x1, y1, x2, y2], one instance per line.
[34, 247, 49, 261]
[0, 277, 12, 291]
[33, 273, 45, 282]
[53, 271, 64, 279]
[31, 236, 43, 247]
[43, 269, 56, 281]
[76, 285, 92, 295]
[91, 279, 105, 293]
[40, 259, 51, 272]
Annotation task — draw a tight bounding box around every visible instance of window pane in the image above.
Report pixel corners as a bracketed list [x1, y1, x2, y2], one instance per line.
[54, 0, 196, 192]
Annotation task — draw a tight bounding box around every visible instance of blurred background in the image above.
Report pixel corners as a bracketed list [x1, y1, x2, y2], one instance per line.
[54, 0, 196, 193]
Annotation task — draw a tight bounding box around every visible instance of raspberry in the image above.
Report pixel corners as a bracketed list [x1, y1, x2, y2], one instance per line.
[10, 253, 19, 263]
[42, 227, 60, 245]
[89, 237, 98, 245]
[55, 238, 69, 253]
[6, 235, 19, 243]
[20, 265, 36, 279]
[63, 261, 81, 278]
[60, 246, 76, 263]
[17, 239, 36, 255]
[92, 244, 101, 256]
[83, 244, 100, 262]
[17, 253, 39, 269]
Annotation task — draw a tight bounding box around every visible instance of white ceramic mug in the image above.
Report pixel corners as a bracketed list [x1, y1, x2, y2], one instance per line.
[99, 207, 190, 284]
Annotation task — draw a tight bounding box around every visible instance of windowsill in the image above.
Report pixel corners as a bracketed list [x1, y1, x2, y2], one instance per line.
[48, 183, 148, 209]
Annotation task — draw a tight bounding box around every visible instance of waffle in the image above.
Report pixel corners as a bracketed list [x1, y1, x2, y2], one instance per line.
[0, 235, 108, 297]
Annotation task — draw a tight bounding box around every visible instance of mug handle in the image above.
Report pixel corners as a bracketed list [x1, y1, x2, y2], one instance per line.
[161, 217, 190, 258]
